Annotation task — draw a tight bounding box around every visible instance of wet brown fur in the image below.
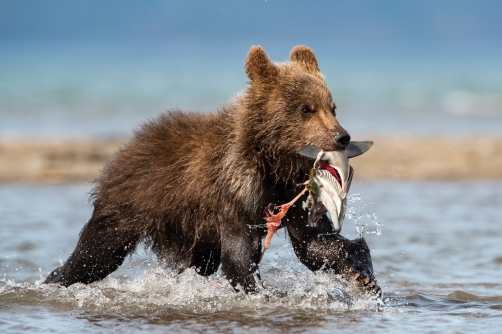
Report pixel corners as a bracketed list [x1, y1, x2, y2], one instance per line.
[44, 46, 374, 293]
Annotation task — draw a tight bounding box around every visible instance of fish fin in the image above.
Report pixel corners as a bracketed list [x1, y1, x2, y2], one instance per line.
[297, 145, 322, 159]
[346, 141, 373, 158]
[298, 142, 373, 159]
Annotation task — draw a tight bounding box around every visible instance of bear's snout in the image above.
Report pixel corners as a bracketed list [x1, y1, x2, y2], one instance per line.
[335, 129, 351, 149]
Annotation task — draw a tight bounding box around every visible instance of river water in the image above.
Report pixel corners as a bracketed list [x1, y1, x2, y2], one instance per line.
[1, 181, 501, 333]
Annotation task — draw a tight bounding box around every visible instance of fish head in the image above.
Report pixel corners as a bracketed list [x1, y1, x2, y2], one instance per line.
[313, 151, 353, 232]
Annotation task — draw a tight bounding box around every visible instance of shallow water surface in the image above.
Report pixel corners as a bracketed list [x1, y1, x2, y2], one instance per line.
[1, 181, 501, 333]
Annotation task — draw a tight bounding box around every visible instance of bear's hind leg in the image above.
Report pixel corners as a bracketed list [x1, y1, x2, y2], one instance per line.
[44, 214, 141, 287]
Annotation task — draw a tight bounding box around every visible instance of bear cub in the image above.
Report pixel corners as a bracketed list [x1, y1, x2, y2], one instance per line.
[45, 45, 379, 295]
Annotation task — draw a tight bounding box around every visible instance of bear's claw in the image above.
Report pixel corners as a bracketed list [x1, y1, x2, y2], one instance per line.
[347, 269, 381, 297]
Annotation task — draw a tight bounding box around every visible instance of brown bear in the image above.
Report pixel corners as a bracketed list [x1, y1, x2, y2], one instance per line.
[44, 45, 379, 295]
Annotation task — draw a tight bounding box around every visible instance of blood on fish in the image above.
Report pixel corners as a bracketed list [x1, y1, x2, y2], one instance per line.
[318, 162, 342, 187]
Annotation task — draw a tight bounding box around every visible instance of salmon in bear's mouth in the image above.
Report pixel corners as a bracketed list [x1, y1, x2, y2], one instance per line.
[297, 142, 373, 233]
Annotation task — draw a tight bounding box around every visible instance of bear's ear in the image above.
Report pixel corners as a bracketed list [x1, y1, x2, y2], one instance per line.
[290, 45, 320, 73]
[245, 46, 279, 83]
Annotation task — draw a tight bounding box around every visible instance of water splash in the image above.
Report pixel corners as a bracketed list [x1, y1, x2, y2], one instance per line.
[0, 266, 382, 316]
[367, 212, 382, 236]
[347, 193, 382, 237]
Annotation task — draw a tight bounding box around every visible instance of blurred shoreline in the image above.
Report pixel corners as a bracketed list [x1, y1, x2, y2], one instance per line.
[1, 136, 501, 183]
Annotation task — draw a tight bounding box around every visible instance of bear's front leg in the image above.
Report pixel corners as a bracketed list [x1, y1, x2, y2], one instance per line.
[220, 222, 262, 293]
[288, 222, 381, 296]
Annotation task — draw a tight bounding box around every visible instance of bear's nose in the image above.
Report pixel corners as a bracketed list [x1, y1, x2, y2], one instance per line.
[335, 130, 351, 149]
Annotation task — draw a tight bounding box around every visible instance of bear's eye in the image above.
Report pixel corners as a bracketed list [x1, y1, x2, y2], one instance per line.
[332, 107, 336, 116]
[300, 106, 312, 115]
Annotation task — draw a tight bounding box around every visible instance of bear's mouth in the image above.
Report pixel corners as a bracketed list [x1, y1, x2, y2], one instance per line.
[318, 161, 342, 188]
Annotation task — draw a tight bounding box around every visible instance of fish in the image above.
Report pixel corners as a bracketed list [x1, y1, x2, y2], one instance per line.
[298, 141, 373, 232]
[259, 141, 373, 262]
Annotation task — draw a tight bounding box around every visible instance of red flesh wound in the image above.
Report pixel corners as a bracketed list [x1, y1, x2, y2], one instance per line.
[318, 162, 342, 187]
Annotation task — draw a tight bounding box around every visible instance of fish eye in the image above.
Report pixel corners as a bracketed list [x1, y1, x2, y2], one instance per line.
[300, 106, 312, 115]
